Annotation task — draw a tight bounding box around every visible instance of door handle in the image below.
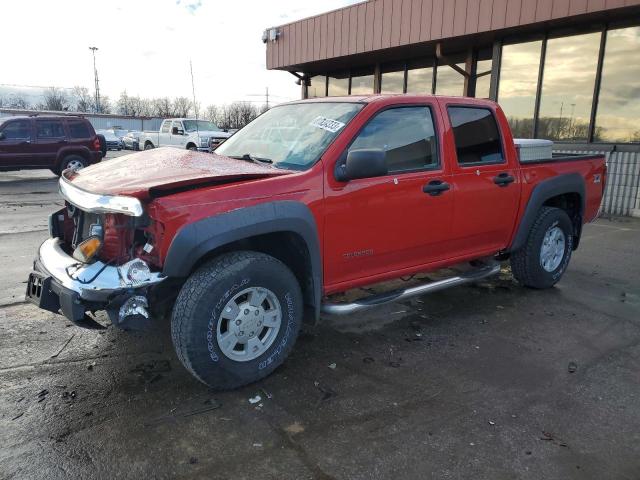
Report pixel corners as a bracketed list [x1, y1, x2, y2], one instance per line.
[493, 172, 515, 187]
[423, 180, 450, 196]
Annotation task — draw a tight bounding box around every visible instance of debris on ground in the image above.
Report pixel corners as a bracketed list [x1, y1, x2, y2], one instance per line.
[568, 361, 578, 373]
[362, 357, 375, 364]
[248, 395, 262, 404]
[189, 457, 198, 464]
[328, 363, 337, 369]
[488, 420, 496, 426]
[284, 422, 305, 435]
[260, 388, 273, 399]
[12, 412, 24, 420]
[61, 390, 77, 400]
[253, 443, 263, 448]
[87, 362, 96, 371]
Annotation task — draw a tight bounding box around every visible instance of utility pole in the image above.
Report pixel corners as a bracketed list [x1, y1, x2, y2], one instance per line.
[89, 46, 100, 113]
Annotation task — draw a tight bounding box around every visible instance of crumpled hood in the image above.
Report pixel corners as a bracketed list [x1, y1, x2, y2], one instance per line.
[64, 147, 292, 199]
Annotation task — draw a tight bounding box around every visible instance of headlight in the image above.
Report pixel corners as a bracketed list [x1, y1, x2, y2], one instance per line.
[118, 259, 152, 286]
[199, 137, 209, 147]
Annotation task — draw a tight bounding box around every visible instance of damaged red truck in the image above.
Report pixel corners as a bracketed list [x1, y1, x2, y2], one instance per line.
[26, 95, 606, 389]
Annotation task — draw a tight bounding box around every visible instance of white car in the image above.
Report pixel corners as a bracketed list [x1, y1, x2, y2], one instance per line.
[139, 119, 232, 152]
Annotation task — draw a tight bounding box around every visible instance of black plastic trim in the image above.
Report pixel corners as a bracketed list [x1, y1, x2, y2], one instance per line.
[163, 201, 322, 317]
[509, 173, 586, 253]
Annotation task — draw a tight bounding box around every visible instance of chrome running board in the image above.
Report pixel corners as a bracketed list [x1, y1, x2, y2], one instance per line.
[321, 262, 501, 316]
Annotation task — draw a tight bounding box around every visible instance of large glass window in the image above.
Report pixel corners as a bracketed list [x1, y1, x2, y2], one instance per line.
[349, 107, 439, 173]
[350, 72, 374, 95]
[435, 64, 466, 96]
[595, 26, 640, 143]
[67, 121, 91, 139]
[406, 64, 433, 94]
[381, 66, 405, 94]
[475, 59, 492, 99]
[308, 76, 327, 98]
[538, 32, 601, 141]
[448, 107, 504, 165]
[328, 74, 349, 96]
[498, 40, 543, 138]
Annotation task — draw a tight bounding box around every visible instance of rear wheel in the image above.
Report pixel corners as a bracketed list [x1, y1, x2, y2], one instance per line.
[171, 251, 303, 390]
[58, 155, 87, 174]
[144, 142, 154, 150]
[510, 207, 573, 289]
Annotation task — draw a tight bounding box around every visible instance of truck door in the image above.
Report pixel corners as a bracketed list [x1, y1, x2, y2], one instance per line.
[170, 121, 186, 148]
[159, 120, 171, 146]
[442, 104, 520, 257]
[323, 103, 454, 289]
[0, 119, 34, 168]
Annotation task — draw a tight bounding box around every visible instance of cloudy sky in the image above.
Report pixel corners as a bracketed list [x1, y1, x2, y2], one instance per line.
[1, 0, 359, 107]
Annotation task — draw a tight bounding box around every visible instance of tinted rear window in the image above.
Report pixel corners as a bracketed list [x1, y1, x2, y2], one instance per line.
[36, 120, 66, 139]
[67, 121, 92, 139]
[447, 107, 504, 165]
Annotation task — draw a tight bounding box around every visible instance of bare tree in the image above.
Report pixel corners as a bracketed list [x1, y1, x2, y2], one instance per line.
[172, 97, 192, 117]
[117, 91, 135, 116]
[39, 87, 70, 111]
[72, 86, 93, 112]
[99, 95, 112, 114]
[8, 94, 30, 110]
[138, 98, 154, 117]
[205, 104, 220, 125]
[152, 97, 173, 117]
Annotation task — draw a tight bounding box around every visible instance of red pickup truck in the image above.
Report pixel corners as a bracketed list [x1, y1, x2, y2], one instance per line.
[26, 95, 606, 389]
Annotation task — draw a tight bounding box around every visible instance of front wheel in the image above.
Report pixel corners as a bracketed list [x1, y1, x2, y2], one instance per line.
[171, 251, 303, 390]
[510, 207, 574, 289]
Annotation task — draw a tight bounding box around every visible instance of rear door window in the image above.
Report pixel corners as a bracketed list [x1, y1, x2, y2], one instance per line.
[1, 120, 31, 140]
[67, 120, 92, 139]
[36, 120, 66, 139]
[447, 107, 504, 165]
[161, 121, 171, 133]
[349, 106, 439, 173]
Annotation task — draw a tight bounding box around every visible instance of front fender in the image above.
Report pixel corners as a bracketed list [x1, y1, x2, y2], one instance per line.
[163, 200, 322, 311]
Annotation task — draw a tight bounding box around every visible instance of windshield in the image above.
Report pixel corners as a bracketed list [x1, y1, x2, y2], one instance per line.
[183, 120, 220, 132]
[215, 102, 363, 170]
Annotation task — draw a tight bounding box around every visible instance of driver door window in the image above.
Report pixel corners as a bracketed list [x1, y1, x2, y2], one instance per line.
[1, 120, 31, 141]
[348, 106, 439, 173]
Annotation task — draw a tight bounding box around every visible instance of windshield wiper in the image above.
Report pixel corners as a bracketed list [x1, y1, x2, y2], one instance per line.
[229, 153, 273, 165]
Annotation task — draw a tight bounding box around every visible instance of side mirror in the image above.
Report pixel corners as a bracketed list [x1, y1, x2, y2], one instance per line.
[336, 149, 388, 181]
[0, 132, 5, 141]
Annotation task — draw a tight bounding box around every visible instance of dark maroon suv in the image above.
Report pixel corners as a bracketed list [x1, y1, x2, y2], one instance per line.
[0, 115, 103, 174]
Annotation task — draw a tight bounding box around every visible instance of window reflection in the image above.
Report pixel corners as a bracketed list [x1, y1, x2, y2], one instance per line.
[350, 74, 374, 95]
[406, 66, 433, 94]
[538, 32, 601, 141]
[498, 41, 542, 138]
[381, 70, 405, 94]
[308, 75, 326, 98]
[595, 26, 640, 143]
[435, 64, 465, 96]
[475, 59, 492, 98]
[328, 74, 349, 96]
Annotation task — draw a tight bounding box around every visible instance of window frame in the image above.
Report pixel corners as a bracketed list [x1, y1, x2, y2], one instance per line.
[337, 103, 443, 179]
[66, 120, 92, 140]
[445, 103, 508, 168]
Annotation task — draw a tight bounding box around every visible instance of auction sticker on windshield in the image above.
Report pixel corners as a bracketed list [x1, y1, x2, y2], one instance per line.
[310, 116, 346, 133]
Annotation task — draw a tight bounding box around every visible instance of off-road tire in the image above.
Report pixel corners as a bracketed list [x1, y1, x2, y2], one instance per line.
[510, 207, 573, 289]
[171, 251, 303, 390]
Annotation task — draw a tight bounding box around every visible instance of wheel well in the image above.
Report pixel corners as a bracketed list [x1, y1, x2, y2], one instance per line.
[542, 192, 583, 248]
[191, 231, 316, 318]
[144, 140, 154, 147]
[186, 142, 197, 149]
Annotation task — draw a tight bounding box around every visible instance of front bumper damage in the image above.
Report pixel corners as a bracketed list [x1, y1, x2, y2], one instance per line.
[26, 238, 165, 329]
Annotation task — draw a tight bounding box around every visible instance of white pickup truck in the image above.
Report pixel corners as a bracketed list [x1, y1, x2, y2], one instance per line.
[139, 118, 233, 152]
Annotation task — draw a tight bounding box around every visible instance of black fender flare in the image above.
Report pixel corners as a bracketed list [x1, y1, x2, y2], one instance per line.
[163, 200, 322, 315]
[509, 173, 585, 252]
